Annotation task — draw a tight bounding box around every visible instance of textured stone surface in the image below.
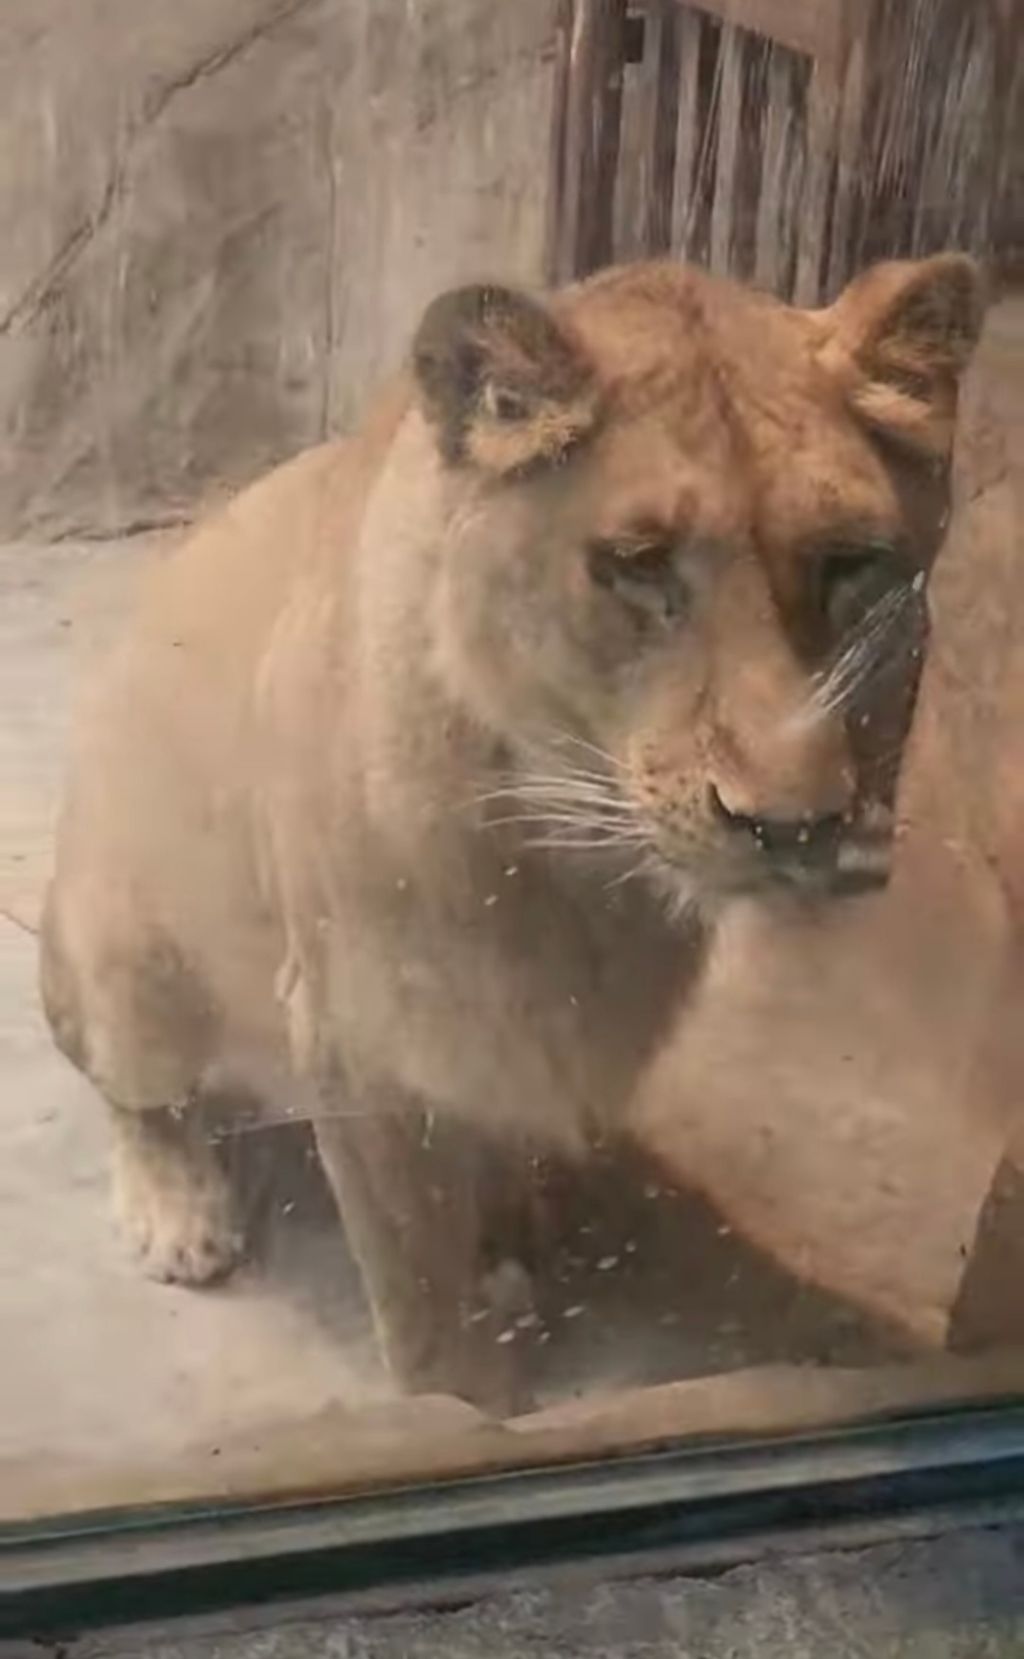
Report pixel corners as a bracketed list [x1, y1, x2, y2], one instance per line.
[48, 1528, 1024, 1658]
[0, 0, 557, 539]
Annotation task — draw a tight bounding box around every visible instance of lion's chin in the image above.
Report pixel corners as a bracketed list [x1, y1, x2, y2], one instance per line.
[643, 836, 892, 923]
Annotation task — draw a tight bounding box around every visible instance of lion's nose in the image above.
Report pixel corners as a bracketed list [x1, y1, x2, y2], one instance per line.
[708, 784, 845, 863]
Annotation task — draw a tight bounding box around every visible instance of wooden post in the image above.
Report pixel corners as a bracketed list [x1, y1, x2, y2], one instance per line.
[709, 21, 744, 276]
[754, 41, 794, 295]
[793, 55, 838, 304]
[544, 0, 575, 286]
[553, 0, 628, 281]
[636, 0, 682, 255]
[671, 5, 704, 257]
[792, 0, 848, 304]
[825, 0, 871, 299]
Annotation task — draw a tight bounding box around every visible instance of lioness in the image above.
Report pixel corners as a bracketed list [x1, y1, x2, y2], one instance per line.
[41, 256, 983, 1412]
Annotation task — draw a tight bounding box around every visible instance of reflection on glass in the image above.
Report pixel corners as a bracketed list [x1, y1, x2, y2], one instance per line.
[0, 0, 1020, 1520]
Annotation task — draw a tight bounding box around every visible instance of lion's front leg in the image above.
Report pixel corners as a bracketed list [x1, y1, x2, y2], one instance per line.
[313, 1096, 538, 1417]
[110, 1102, 245, 1286]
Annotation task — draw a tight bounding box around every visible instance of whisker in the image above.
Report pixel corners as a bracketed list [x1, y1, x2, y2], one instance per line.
[495, 761, 623, 787]
[478, 777, 631, 806]
[546, 730, 630, 775]
[792, 587, 917, 729]
[605, 855, 653, 891]
[485, 812, 646, 838]
[477, 800, 640, 831]
[517, 770, 627, 793]
[473, 777, 627, 810]
[469, 736, 659, 871]
[522, 834, 648, 852]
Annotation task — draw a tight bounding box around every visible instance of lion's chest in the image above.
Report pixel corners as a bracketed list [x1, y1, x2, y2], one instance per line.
[282, 850, 696, 1146]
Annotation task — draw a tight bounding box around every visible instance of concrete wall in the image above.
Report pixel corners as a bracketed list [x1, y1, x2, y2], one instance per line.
[0, 0, 558, 539]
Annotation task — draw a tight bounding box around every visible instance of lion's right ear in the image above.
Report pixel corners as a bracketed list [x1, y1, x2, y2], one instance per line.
[412, 284, 598, 476]
[817, 254, 986, 459]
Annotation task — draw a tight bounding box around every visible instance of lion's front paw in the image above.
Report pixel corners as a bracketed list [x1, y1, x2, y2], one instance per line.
[113, 1116, 245, 1286]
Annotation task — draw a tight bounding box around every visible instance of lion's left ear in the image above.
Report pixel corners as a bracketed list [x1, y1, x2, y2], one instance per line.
[412, 283, 598, 476]
[817, 254, 986, 459]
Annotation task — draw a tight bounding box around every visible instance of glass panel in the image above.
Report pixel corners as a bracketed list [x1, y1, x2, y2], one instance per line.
[1, 0, 1021, 1522]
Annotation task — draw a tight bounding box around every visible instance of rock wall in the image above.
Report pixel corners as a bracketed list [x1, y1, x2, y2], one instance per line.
[0, 0, 558, 539]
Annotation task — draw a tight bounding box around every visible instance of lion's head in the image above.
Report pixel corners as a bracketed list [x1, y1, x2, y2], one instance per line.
[410, 256, 983, 912]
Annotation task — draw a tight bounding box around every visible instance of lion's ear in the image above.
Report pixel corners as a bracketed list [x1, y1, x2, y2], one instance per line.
[818, 254, 986, 459]
[412, 284, 598, 476]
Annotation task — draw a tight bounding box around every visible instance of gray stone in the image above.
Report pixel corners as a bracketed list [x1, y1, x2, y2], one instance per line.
[0, 1, 558, 539]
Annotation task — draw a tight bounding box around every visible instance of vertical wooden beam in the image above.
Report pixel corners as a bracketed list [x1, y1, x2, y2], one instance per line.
[635, 0, 682, 255]
[754, 41, 793, 295]
[671, 5, 704, 257]
[555, 0, 628, 281]
[793, 54, 839, 304]
[825, 2, 870, 299]
[611, 16, 646, 261]
[792, 0, 848, 305]
[709, 21, 744, 276]
[544, 0, 575, 286]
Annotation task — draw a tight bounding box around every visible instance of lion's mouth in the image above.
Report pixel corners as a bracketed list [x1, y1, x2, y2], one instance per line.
[724, 823, 893, 899]
[645, 822, 894, 911]
[704, 795, 896, 902]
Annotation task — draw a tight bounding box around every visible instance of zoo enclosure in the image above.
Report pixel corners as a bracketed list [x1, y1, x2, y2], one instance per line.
[545, 0, 1021, 299]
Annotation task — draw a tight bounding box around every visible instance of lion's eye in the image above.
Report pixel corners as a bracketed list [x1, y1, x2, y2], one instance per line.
[818, 546, 908, 636]
[586, 540, 687, 623]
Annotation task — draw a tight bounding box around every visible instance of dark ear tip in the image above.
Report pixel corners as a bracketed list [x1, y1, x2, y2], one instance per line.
[413, 284, 520, 352]
[413, 286, 518, 413]
[409, 281, 595, 473]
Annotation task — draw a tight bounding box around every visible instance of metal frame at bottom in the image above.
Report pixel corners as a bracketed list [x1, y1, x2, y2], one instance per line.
[3, 1404, 1024, 1640]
